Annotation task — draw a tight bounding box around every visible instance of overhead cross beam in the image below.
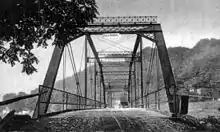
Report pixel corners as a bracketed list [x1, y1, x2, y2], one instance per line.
[80, 16, 160, 34]
[86, 35, 106, 106]
[88, 16, 157, 25]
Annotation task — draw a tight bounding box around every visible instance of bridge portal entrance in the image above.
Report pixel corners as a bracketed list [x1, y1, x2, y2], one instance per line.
[34, 16, 182, 118]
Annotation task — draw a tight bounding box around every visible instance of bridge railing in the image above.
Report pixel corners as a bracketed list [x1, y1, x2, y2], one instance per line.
[131, 86, 168, 109]
[131, 86, 216, 116]
[38, 85, 106, 115]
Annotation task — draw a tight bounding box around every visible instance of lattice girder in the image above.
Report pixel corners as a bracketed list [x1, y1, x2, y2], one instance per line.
[81, 24, 161, 34]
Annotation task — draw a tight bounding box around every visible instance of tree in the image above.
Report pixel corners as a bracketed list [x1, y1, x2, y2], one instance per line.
[0, 0, 98, 75]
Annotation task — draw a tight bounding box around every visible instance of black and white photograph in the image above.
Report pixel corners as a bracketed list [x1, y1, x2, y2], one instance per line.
[0, 0, 220, 131]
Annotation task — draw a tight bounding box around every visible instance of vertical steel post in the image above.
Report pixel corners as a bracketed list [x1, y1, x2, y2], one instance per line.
[63, 47, 66, 111]
[134, 61, 137, 107]
[103, 80, 106, 108]
[130, 71, 133, 107]
[90, 65, 93, 107]
[156, 48, 160, 110]
[128, 79, 130, 105]
[94, 62, 97, 108]
[100, 75, 102, 107]
[155, 46, 158, 109]
[136, 64, 140, 107]
[85, 36, 88, 107]
[102, 77, 106, 107]
[140, 36, 144, 108]
[155, 90, 157, 109]
[66, 93, 68, 109]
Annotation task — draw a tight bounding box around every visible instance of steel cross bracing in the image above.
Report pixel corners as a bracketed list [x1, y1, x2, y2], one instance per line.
[35, 15, 180, 118]
[81, 16, 159, 34]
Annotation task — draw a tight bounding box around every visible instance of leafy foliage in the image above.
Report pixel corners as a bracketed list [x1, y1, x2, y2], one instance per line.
[0, 0, 99, 75]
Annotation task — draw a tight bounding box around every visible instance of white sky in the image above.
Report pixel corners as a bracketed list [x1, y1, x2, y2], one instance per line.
[0, 0, 220, 99]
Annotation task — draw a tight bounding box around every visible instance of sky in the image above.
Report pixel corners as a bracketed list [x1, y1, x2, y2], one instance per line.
[0, 0, 220, 99]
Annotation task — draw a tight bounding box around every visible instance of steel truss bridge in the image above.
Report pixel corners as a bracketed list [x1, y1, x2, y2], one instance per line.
[29, 16, 189, 118]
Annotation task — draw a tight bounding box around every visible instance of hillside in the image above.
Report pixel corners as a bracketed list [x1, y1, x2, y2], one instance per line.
[177, 39, 220, 90]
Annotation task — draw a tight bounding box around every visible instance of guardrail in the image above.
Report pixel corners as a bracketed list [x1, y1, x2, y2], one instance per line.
[38, 85, 106, 116]
[0, 85, 106, 118]
[131, 86, 214, 115]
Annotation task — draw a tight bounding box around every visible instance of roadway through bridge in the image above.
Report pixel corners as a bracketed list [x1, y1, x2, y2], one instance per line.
[11, 108, 197, 132]
[40, 108, 187, 132]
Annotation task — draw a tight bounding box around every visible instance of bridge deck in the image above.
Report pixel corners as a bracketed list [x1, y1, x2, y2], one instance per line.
[38, 108, 189, 132]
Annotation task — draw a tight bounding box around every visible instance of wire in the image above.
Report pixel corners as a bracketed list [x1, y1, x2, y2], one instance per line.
[144, 43, 156, 95]
[79, 43, 85, 80]
[70, 44, 82, 96]
[100, 35, 134, 50]
[67, 44, 82, 96]
[95, 37, 130, 51]
[63, 46, 66, 110]
[101, 37, 131, 51]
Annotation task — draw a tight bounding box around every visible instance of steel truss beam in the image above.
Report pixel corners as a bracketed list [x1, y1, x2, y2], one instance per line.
[140, 28, 178, 115]
[81, 24, 161, 34]
[128, 35, 141, 89]
[106, 81, 128, 84]
[78, 16, 159, 34]
[106, 83, 127, 85]
[34, 16, 178, 117]
[102, 64, 130, 67]
[33, 34, 83, 118]
[101, 61, 130, 64]
[101, 71, 132, 74]
[98, 51, 132, 55]
[106, 89, 125, 92]
[86, 35, 106, 106]
[105, 76, 129, 79]
[89, 59, 132, 63]
[88, 16, 157, 25]
[127, 35, 141, 104]
[88, 56, 137, 59]
[153, 31, 178, 115]
[99, 73, 133, 76]
[105, 79, 128, 83]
